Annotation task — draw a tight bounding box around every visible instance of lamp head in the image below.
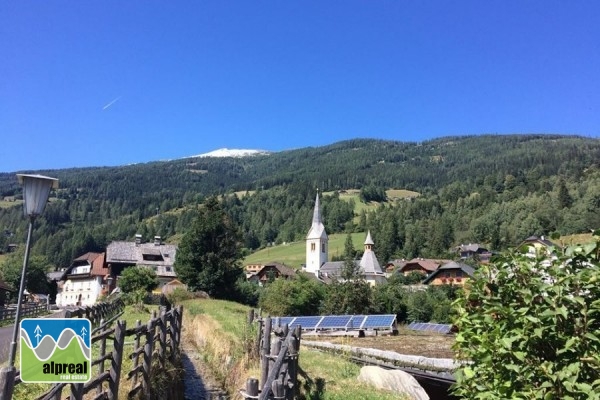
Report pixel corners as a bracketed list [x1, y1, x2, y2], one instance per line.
[16, 174, 59, 218]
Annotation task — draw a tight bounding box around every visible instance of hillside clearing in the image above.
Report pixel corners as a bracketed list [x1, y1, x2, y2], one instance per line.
[243, 232, 366, 268]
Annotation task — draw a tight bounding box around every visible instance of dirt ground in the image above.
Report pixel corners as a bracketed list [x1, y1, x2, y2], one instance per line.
[305, 328, 456, 359]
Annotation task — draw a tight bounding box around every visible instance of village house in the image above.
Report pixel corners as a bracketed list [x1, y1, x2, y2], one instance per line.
[396, 258, 451, 276]
[422, 261, 475, 286]
[106, 235, 178, 293]
[252, 263, 297, 286]
[456, 243, 492, 263]
[56, 252, 108, 307]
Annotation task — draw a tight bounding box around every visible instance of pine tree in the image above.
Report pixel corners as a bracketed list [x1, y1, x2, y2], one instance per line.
[341, 233, 358, 279]
[174, 197, 243, 298]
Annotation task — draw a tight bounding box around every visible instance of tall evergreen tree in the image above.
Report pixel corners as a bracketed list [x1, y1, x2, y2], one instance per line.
[341, 233, 358, 279]
[174, 197, 243, 298]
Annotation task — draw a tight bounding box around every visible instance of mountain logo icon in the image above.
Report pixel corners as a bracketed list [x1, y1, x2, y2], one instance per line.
[20, 318, 91, 383]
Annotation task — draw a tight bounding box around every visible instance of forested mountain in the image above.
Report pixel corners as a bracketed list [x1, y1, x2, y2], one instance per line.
[1, 134, 599, 268]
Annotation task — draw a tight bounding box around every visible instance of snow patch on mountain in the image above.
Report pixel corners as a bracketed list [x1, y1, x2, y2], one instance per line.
[192, 148, 271, 158]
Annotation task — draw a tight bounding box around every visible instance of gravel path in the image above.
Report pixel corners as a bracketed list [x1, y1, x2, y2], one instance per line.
[181, 346, 228, 400]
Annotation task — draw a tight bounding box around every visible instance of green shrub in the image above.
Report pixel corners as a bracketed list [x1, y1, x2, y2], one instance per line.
[166, 287, 194, 305]
[453, 239, 600, 399]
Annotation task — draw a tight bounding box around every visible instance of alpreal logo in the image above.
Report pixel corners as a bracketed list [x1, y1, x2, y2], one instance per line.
[20, 318, 91, 383]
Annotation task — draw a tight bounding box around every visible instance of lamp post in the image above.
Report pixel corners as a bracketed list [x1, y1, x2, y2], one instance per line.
[7, 174, 58, 369]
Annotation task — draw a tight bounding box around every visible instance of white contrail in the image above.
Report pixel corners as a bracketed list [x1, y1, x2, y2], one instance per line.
[102, 96, 121, 110]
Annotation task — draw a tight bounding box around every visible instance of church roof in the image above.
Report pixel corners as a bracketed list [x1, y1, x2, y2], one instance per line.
[360, 249, 384, 275]
[306, 192, 328, 240]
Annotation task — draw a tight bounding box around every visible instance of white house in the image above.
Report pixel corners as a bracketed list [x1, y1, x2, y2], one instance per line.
[56, 252, 108, 307]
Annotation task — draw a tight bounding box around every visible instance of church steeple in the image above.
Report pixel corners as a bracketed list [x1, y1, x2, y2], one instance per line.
[306, 191, 327, 241]
[305, 191, 328, 276]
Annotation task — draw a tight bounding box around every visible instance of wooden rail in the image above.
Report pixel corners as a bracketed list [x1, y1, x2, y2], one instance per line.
[0, 299, 182, 400]
[0, 304, 49, 322]
[241, 315, 302, 400]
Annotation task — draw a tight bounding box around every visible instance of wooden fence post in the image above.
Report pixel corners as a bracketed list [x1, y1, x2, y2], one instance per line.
[142, 317, 155, 399]
[168, 310, 176, 361]
[175, 305, 183, 355]
[159, 309, 167, 370]
[255, 317, 263, 360]
[132, 320, 142, 389]
[286, 326, 301, 400]
[96, 319, 107, 396]
[0, 366, 16, 400]
[260, 316, 272, 389]
[108, 320, 126, 400]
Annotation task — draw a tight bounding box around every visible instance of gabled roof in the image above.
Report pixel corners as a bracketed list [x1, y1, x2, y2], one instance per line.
[106, 240, 177, 267]
[399, 258, 448, 273]
[256, 263, 297, 279]
[423, 261, 475, 284]
[63, 252, 106, 280]
[521, 235, 556, 248]
[90, 252, 107, 277]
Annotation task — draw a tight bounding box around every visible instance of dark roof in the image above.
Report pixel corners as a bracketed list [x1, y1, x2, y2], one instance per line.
[399, 258, 449, 273]
[256, 263, 297, 278]
[106, 240, 177, 267]
[521, 235, 556, 248]
[0, 279, 14, 292]
[423, 261, 475, 284]
[457, 243, 488, 253]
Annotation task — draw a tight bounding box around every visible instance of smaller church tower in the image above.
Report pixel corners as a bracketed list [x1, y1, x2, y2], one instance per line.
[359, 230, 387, 285]
[305, 191, 328, 276]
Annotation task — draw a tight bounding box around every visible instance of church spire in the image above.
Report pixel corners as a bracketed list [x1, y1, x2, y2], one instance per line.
[312, 190, 322, 225]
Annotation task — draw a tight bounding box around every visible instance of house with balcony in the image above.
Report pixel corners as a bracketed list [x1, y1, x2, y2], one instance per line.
[422, 261, 475, 286]
[56, 252, 108, 307]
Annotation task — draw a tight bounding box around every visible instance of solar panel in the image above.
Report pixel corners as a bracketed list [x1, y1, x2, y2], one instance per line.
[273, 317, 295, 327]
[408, 322, 452, 334]
[348, 315, 366, 329]
[289, 316, 323, 329]
[318, 315, 352, 330]
[362, 315, 396, 329]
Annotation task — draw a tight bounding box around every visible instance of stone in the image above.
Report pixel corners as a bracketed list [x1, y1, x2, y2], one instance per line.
[357, 366, 429, 400]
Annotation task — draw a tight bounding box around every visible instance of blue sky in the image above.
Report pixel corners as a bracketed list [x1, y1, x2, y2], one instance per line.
[1, 1, 599, 172]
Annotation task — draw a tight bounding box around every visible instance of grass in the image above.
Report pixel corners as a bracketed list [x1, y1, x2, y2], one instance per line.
[243, 232, 366, 268]
[555, 232, 596, 247]
[0, 200, 21, 209]
[181, 298, 410, 400]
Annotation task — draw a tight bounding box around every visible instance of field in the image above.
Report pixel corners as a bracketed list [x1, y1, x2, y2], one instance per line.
[182, 298, 413, 400]
[243, 232, 366, 268]
[309, 327, 455, 359]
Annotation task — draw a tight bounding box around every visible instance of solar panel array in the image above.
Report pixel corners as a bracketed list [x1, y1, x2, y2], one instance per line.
[271, 314, 397, 331]
[407, 322, 453, 334]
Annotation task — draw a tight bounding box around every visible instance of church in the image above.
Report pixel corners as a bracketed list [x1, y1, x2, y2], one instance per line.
[304, 192, 387, 286]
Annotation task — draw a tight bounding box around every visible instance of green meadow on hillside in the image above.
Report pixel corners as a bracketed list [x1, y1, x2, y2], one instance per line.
[243, 232, 367, 268]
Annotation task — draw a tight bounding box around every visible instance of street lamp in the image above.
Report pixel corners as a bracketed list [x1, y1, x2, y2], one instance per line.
[7, 174, 58, 369]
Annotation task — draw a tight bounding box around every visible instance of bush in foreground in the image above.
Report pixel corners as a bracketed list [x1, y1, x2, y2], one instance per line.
[453, 238, 600, 399]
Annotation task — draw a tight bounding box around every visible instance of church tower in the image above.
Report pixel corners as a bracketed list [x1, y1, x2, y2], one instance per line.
[305, 191, 328, 276]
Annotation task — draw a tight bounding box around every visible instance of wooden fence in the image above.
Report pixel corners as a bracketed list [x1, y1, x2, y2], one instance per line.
[241, 316, 302, 400]
[0, 304, 49, 322]
[0, 300, 183, 400]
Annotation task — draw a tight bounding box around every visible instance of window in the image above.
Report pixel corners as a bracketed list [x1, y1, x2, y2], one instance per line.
[321, 243, 326, 253]
[311, 243, 315, 251]
[166, 267, 172, 272]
